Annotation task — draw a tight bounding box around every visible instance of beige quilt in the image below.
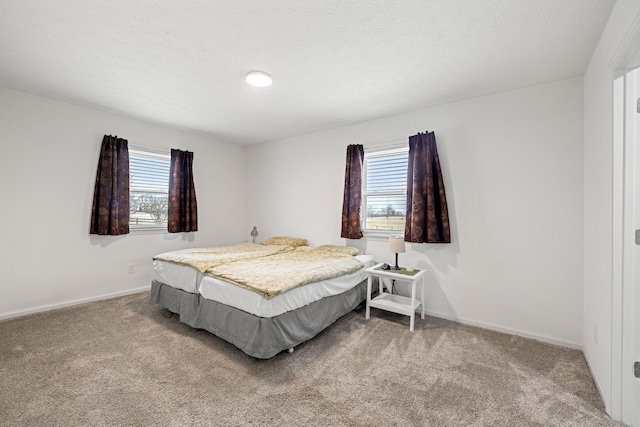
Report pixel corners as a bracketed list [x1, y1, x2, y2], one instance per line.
[205, 248, 364, 299]
[153, 242, 293, 273]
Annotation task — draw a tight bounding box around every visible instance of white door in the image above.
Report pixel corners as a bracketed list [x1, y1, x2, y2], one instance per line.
[633, 66, 640, 427]
[625, 64, 640, 426]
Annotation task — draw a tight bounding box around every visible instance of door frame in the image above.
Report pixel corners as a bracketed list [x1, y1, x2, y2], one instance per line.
[613, 33, 640, 425]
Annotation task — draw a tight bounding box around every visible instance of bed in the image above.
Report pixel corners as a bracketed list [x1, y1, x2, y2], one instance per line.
[150, 241, 376, 359]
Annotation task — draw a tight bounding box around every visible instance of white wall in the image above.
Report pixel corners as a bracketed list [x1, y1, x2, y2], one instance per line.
[583, 0, 640, 418]
[0, 87, 246, 319]
[247, 77, 584, 347]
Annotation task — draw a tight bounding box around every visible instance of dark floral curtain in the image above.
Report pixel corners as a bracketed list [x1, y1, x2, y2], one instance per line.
[405, 132, 451, 243]
[168, 149, 198, 233]
[341, 144, 364, 239]
[90, 135, 130, 235]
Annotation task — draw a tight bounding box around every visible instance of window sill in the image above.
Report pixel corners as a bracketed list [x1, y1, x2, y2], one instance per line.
[363, 230, 404, 241]
[129, 227, 168, 235]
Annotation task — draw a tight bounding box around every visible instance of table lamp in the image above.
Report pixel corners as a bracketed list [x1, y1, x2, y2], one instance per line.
[388, 236, 406, 270]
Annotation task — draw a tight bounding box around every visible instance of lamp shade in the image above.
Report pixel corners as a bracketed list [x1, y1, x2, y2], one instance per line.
[388, 236, 406, 253]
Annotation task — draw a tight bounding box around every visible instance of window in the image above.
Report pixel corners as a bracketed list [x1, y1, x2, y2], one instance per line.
[129, 147, 170, 230]
[363, 146, 409, 233]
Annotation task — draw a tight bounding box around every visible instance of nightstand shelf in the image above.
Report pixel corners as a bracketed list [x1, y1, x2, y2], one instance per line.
[365, 263, 427, 331]
[368, 293, 421, 317]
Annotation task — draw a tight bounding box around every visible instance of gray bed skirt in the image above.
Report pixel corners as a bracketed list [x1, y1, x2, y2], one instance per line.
[150, 279, 371, 359]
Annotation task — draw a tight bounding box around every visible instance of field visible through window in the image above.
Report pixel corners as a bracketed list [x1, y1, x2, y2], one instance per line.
[365, 216, 405, 231]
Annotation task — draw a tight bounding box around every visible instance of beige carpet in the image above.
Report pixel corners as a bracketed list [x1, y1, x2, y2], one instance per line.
[0, 292, 622, 427]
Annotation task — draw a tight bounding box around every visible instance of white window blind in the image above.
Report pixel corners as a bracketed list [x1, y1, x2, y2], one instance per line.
[129, 148, 170, 229]
[363, 146, 408, 232]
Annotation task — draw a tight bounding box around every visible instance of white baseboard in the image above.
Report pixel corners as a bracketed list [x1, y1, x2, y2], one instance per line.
[583, 347, 609, 413]
[422, 308, 583, 350]
[0, 286, 151, 321]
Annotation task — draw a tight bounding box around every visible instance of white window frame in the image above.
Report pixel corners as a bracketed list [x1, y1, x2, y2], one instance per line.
[129, 146, 171, 233]
[362, 144, 409, 237]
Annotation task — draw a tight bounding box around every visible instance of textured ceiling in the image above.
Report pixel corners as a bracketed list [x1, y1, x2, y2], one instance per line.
[0, 0, 616, 145]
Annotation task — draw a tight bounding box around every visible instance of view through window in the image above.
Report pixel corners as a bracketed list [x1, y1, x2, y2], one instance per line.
[363, 147, 408, 232]
[129, 148, 170, 229]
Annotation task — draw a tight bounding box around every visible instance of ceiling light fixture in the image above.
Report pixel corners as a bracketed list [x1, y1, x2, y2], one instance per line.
[245, 70, 273, 87]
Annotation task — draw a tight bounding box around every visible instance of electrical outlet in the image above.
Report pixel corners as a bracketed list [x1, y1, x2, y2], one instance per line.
[127, 263, 136, 274]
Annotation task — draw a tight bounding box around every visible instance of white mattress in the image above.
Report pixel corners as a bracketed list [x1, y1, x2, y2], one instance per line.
[153, 254, 375, 317]
[153, 259, 203, 294]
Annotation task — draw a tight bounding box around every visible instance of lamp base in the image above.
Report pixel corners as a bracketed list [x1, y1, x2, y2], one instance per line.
[392, 253, 401, 270]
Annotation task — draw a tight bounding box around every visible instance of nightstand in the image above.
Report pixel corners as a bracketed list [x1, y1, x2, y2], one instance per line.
[365, 263, 426, 331]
